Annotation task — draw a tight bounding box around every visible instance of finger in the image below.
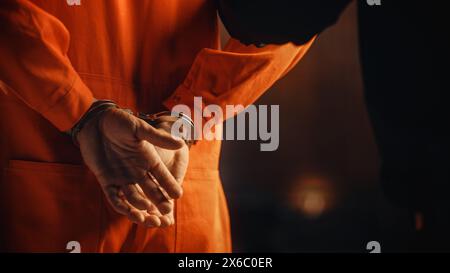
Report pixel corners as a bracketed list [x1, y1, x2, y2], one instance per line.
[147, 157, 183, 199]
[113, 194, 146, 224]
[102, 186, 146, 224]
[172, 146, 189, 186]
[159, 215, 173, 228]
[135, 118, 184, 150]
[163, 207, 175, 226]
[139, 173, 174, 215]
[144, 198, 162, 215]
[141, 205, 173, 228]
[139, 192, 165, 228]
[122, 184, 153, 211]
[135, 183, 173, 215]
[142, 210, 162, 228]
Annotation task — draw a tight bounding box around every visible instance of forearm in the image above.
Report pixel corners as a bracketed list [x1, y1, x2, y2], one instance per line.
[164, 38, 315, 121]
[0, 0, 94, 131]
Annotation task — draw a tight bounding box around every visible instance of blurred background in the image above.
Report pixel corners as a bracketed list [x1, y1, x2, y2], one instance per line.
[219, 2, 416, 253]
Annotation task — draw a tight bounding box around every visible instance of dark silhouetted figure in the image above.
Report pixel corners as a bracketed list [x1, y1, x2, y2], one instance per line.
[219, 0, 450, 251]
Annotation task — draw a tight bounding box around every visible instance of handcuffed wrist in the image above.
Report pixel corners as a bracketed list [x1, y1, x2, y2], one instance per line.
[67, 99, 119, 146]
[67, 102, 196, 148]
[138, 111, 196, 148]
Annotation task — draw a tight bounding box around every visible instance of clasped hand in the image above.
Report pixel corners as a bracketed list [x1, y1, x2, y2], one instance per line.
[77, 108, 189, 228]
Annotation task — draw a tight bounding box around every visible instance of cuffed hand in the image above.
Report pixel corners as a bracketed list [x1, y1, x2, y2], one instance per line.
[77, 107, 186, 227]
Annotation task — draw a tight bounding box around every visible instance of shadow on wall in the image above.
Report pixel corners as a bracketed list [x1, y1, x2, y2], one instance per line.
[219, 2, 414, 252]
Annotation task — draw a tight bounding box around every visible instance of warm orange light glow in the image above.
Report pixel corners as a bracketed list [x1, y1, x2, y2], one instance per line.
[289, 176, 336, 218]
[301, 191, 327, 217]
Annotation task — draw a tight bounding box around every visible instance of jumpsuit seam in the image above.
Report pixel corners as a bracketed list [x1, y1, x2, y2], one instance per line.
[174, 199, 178, 253]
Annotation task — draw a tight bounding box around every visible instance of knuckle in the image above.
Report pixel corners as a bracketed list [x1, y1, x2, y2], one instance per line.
[148, 160, 163, 172]
[143, 185, 164, 201]
[148, 185, 162, 198]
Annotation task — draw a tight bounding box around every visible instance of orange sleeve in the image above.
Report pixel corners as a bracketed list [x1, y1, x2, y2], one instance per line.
[0, 0, 94, 132]
[164, 37, 315, 119]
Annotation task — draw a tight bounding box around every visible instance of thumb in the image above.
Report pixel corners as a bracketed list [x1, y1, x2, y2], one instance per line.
[135, 118, 184, 150]
[172, 146, 189, 186]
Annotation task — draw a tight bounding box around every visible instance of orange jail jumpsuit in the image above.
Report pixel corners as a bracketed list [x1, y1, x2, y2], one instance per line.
[0, 0, 313, 252]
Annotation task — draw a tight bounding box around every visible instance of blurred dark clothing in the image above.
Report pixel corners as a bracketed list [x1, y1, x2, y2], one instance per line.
[358, 1, 450, 209]
[220, 0, 450, 249]
[359, 1, 450, 250]
[218, 0, 351, 45]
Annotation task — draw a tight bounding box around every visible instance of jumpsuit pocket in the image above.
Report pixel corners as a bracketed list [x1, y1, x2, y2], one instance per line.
[176, 168, 231, 252]
[0, 160, 102, 252]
